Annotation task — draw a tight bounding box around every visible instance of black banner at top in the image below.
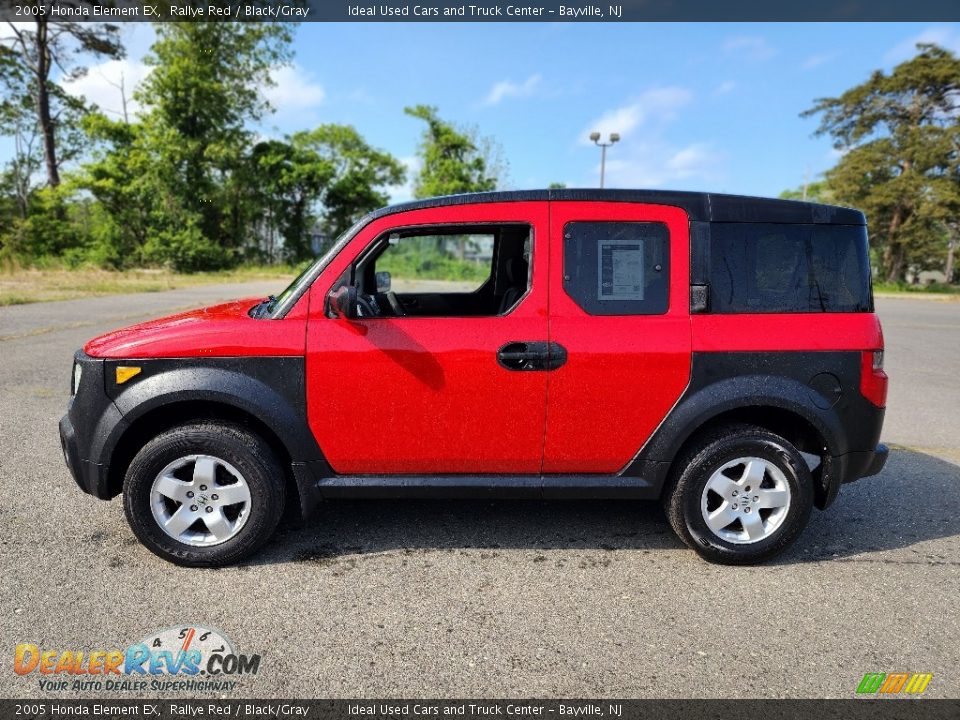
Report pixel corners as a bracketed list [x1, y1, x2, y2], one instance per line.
[2, 0, 960, 22]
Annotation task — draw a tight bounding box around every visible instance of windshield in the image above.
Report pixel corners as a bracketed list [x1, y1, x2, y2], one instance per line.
[264, 215, 370, 319]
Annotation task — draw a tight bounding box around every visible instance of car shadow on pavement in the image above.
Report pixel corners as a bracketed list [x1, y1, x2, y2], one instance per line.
[258, 498, 681, 566]
[778, 448, 960, 564]
[248, 448, 959, 567]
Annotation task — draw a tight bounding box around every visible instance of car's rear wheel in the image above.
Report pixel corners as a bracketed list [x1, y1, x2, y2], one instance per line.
[123, 422, 285, 567]
[663, 424, 813, 564]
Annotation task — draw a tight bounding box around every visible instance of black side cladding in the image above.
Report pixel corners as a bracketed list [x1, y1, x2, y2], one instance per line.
[622, 351, 885, 508]
[64, 356, 332, 516]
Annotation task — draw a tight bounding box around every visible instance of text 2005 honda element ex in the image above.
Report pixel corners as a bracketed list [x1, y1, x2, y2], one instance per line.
[61, 190, 888, 566]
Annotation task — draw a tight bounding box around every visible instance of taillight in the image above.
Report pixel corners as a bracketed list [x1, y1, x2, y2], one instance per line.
[860, 350, 887, 407]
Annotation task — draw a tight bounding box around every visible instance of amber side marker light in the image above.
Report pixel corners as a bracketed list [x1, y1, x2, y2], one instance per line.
[115, 366, 142, 384]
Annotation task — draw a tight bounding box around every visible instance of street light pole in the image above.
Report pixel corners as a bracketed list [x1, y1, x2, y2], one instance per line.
[589, 131, 620, 188]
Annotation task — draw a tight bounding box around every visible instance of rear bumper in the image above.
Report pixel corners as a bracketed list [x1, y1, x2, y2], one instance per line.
[840, 443, 889, 484]
[862, 443, 889, 478]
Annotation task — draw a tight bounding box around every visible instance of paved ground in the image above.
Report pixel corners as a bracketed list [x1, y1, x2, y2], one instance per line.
[0, 285, 957, 699]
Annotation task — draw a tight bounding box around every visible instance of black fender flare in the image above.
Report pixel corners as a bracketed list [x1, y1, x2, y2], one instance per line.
[98, 358, 330, 514]
[112, 370, 319, 457]
[625, 373, 844, 472]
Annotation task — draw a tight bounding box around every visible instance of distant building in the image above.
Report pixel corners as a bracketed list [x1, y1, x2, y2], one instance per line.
[309, 226, 330, 256]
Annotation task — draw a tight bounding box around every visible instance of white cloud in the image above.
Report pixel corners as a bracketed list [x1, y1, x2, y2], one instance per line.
[722, 35, 776, 61]
[388, 156, 420, 204]
[579, 87, 723, 189]
[885, 26, 960, 64]
[598, 142, 725, 189]
[712, 80, 736, 96]
[665, 143, 721, 178]
[585, 104, 643, 141]
[580, 86, 693, 144]
[802, 52, 837, 70]
[264, 64, 325, 113]
[482, 74, 541, 106]
[61, 58, 152, 119]
[1, 21, 34, 37]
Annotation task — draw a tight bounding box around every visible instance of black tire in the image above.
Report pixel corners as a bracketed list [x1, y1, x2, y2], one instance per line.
[123, 422, 285, 567]
[662, 424, 813, 565]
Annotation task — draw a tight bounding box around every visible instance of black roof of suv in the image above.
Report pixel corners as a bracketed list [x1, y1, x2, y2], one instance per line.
[371, 189, 865, 226]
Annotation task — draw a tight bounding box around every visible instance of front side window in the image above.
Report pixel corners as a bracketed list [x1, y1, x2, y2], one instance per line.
[376, 232, 495, 293]
[350, 224, 532, 317]
[563, 221, 670, 315]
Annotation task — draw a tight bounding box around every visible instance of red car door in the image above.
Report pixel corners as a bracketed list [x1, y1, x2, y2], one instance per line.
[543, 201, 692, 473]
[305, 202, 550, 475]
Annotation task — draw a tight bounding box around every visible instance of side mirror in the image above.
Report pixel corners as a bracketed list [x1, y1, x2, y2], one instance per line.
[375, 271, 392, 293]
[328, 285, 358, 319]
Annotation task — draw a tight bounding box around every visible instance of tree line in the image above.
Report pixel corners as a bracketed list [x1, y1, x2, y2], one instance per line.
[2, 17, 958, 283]
[784, 44, 960, 284]
[0, 19, 500, 271]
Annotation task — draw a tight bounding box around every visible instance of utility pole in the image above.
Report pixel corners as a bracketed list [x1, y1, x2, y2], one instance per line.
[946, 222, 957, 284]
[590, 132, 620, 188]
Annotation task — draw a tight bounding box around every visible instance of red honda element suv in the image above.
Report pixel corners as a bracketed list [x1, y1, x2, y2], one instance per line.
[60, 190, 888, 566]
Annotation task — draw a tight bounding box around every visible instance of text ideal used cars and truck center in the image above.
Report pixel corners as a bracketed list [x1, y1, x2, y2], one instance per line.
[60, 190, 889, 567]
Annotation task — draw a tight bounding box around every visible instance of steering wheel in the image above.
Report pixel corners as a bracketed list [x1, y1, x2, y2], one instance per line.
[385, 292, 406, 317]
[355, 292, 381, 318]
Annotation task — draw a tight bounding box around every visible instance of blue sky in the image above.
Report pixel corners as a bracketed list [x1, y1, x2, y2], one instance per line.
[32, 22, 960, 201]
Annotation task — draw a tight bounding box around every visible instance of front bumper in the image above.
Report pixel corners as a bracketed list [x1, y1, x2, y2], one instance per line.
[59, 352, 123, 500]
[60, 406, 113, 499]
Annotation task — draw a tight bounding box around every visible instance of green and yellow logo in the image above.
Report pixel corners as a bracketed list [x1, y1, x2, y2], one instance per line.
[856, 672, 933, 695]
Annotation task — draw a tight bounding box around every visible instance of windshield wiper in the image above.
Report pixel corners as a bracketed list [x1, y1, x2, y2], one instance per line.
[250, 295, 276, 319]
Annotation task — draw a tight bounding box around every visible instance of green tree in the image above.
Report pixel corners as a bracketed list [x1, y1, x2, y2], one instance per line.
[292, 124, 406, 239]
[802, 44, 960, 282]
[134, 22, 294, 260]
[404, 105, 498, 198]
[1, 9, 124, 187]
[0, 73, 41, 221]
[77, 112, 157, 265]
[778, 180, 834, 203]
[246, 139, 332, 263]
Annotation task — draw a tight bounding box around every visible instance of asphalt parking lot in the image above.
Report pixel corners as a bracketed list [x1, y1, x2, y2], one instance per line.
[0, 285, 957, 699]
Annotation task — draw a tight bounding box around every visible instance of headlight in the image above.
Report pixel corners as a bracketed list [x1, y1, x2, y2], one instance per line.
[72, 362, 83, 395]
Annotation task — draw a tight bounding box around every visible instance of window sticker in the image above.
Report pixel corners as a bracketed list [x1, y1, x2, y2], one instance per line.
[597, 239, 644, 301]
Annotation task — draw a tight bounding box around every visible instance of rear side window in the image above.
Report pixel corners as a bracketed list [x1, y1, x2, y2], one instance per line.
[707, 223, 872, 313]
[563, 222, 669, 315]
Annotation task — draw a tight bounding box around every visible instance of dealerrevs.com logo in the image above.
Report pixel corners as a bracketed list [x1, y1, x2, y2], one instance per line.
[13, 625, 261, 693]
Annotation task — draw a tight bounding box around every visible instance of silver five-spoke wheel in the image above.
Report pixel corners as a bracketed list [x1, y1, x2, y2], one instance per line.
[150, 454, 251, 547]
[700, 456, 791, 544]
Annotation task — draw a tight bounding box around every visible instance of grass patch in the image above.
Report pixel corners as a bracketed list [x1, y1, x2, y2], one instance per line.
[0, 266, 296, 306]
[874, 281, 960, 294]
[873, 281, 960, 301]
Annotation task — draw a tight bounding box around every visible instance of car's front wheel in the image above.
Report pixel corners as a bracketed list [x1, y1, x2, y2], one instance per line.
[663, 424, 813, 564]
[123, 422, 285, 567]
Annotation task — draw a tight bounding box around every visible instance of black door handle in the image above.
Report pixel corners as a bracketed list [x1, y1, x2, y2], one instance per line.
[545, 342, 568, 370]
[497, 342, 568, 371]
[497, 342, 545, 371]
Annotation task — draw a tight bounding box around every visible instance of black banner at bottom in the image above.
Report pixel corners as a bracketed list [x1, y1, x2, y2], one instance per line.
[2, 700, 959, 720]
